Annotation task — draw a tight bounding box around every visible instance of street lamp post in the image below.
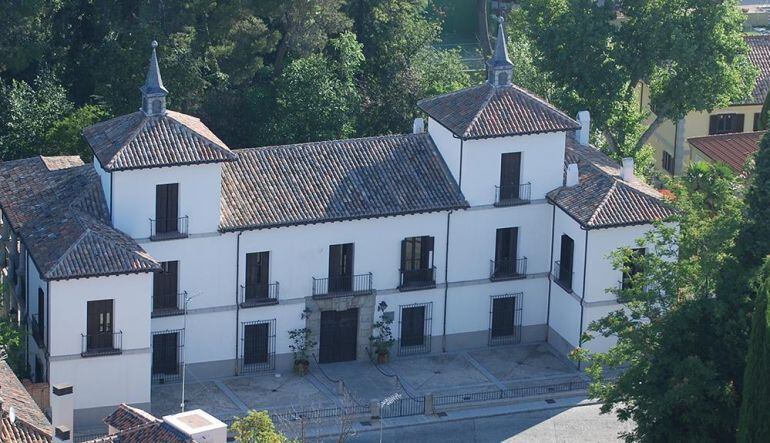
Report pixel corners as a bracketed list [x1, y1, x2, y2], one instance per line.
[180, 291, 197, 412]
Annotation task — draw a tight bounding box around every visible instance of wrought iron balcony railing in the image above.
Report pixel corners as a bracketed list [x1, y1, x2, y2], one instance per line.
[149, 216, 189, 241]
[398, 267, 437, 291]
[494, 183, 532, 206]
[239, 283, 279, 308]
[312, 273, 373, 298]
[152, 291, 186, 317]
[30, 314, 44, 348]
[552, 261, 574, 293]
[81, 331, 122, 357]
[489, 257, 527, 281]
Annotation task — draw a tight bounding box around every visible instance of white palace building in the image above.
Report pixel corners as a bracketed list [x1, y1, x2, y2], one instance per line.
[0, 24, 673, 426]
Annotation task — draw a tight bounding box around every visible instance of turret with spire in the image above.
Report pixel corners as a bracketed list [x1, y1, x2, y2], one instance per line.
[140, 41, 168, 116]
[487, 16, 513, 87]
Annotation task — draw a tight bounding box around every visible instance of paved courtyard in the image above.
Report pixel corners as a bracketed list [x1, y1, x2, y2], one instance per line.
[151, 343, 583, 421]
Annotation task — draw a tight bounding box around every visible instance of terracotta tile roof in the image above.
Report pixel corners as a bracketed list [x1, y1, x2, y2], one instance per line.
[0, 360, 52, 442]
[220, 133, 468, 231]
[85, 422, 192, 443]
[547, 136, 675, 229]
[103, 404, 157, 432]
[746, 35, 770, 104]
[83, 110, 237, 172]
[417, 82, 580, 139]
[688, 130, 764, 173]
[0, 157, 159, 280]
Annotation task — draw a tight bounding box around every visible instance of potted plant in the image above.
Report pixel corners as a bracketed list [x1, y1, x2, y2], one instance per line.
[370, 301, 395, 364]
[288, 308, 316, 376]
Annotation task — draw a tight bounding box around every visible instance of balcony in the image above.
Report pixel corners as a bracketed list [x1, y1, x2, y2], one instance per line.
[30, 314, 44, 348]
[489, 257, 527, 281]
[81, 331, 122, 357]
[149, 216, 189, 241]
[398, 267, 437, 291]
[152, 291, 185, 318]
[494, 183, 532, 207]
[312, 273, 373, 298]
[239, 283, 279, 308]
[552, 261, 574, 293]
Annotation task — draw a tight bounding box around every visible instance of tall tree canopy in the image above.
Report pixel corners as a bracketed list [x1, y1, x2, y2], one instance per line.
[517, 0, 755, 162]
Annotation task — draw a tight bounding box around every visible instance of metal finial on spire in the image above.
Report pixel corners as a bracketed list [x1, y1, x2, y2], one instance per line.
[487, 15, 513, 87]
[140, 40, 168, 116]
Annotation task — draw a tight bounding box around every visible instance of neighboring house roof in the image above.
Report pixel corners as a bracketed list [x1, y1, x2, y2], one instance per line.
[82, 110, 237, 172]
[745, 35, 770, 104]
[0, 156, 159, 280]
[103, 404, 158, 432]
[0, 360, 52, 443]
[86, 421, 192, 443]
[417, 82, 580, 140]
[220, 133, 468, 231]
[688, 130, 764, 173]
[547, 136, 675, 229]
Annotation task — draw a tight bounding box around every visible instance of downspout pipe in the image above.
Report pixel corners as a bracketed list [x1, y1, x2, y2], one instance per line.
[545, 204, 556, 339]
[577, 228, 590, 370]
[234, 232, 242, 375]
[442, 136, 464, 353]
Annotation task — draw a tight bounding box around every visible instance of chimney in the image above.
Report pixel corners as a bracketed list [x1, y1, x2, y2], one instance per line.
[412, 118, 425, 134]
[164, 409, 227, 443]
[621, 158, 634, 181]
[576, 111, 590, 146]
[566, 163, 580, 187]
[51, 384, 74, 443]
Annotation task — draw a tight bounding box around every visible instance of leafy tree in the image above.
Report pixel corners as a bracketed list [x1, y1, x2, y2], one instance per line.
[578, 162, 749, 441]
[0, 0, 57, 76]
[737, 258, 770, 442]
[44, 104, 110, 161]
[274, 32, 363, 143]
[518, 0, 755, 160]
[0, 70, 73, 160]
[737, 132, 770, 271]
[230, 410, 289, 443]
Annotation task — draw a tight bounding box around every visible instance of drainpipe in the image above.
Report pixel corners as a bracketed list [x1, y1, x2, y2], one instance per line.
[577, 228, 589, 370]
[442, 211, 452, 353]
[46, 280, 50, 382]
[234, 232, 242, 375]
[458, 139, 464, 190]
[109, 173, 114, 226]
[545, 205, 556, 339]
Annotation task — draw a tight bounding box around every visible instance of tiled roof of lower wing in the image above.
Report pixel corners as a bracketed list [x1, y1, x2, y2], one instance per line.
[0, 360, 52, 443]
[547, 137, 675, 229]
[0, 156, 159, 280]
[103, 404, 158, 433]
[417, 82, 580, 139]
[220, 133, 468, 231]
[83, 110, 237, 172]
[688, 130, 764, 173]
[85, 422, 192, 443]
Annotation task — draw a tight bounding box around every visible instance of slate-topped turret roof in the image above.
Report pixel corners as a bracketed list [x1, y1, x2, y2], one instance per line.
[0, 156, 159, 280]
[220, 133, 468, 231]
[547, 136, 675, 229]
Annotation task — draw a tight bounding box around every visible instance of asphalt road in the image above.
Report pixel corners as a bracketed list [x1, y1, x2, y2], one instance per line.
[349, 403, 632, 443]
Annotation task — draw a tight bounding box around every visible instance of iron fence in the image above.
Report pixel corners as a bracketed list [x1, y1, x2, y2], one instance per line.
[312, 273, 373, 298]
[30, 313, 45, 348]
[239, 283, 279, 308]
[270, 405, 370, 422]
[151, 291, 185, 317]
[149, 216, 189, 241]
[381, 396, 426, 418]
[489, 257, 527, 280]
[552, 260, 574, 293]
[434, 379, 589, 407]
[397, 302, 432, 356]
[494, 182, 532, 206]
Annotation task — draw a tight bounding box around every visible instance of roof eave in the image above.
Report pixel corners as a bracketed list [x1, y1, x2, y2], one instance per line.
[104, 156, 238, 173]
[45, 267, 160, 282]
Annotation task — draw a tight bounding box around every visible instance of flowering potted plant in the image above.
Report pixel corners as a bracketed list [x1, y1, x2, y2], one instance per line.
[369, 301, 395, 364]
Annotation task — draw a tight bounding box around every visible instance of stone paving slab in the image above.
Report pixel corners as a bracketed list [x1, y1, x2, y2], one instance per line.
[468, 343, 575, 381]
[310, 360, 409, 401]
[151, 379, 241, 418]
[384, 352, 491, 394]
[222, 372, 333, 412]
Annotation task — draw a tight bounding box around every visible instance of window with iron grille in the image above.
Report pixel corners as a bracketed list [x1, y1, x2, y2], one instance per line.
[398, 302, 432, 356]
[662, 151, 675, 175]
[152, 329, 184, 383]
[241, 319, 276, 373]
[488, 293, 523, 346]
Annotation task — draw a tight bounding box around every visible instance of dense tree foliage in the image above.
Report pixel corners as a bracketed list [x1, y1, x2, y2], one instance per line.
[230, 410, 288, 443]
[737, 259, 770, 442]
[578, 162, 753, 441]
[514, 0, 755, 172]
[0, 0, 470, 160]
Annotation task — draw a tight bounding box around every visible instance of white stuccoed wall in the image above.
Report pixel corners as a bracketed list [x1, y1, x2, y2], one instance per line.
[48, 273, 153, 412]
[111, 163, 223, 239]
[93, 158, 111, 212]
